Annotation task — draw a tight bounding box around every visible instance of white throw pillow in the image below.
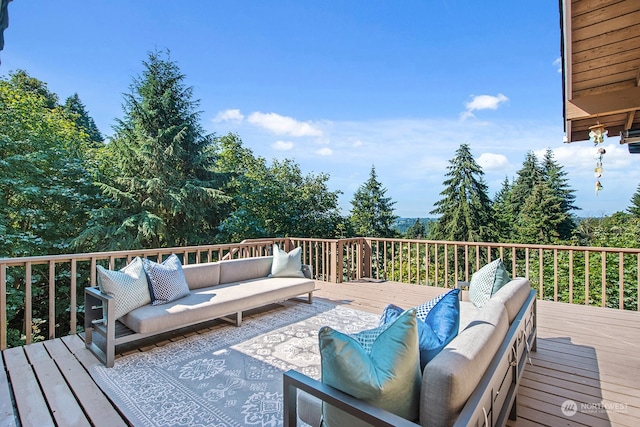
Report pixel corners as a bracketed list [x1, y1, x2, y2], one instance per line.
[270, 244, 305, 278]
[96, 257, 151, 319]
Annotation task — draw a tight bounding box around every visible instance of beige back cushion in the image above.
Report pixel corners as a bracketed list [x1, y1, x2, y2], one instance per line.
[218, 256, 273, 284]
[182, 262, 221, 290]
[421, 300, 508, 427]
[490, 277, 531, 324]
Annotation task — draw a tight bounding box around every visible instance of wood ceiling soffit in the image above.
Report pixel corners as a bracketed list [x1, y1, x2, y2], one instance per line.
[566, 86, 640, 119]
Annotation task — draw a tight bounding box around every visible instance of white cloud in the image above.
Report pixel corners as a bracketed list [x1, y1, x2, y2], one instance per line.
[353, 139, 363, 148]
[315, 147, 333, 156]
[247, 112, 323, 137]
[212, 108, 244, 123]
[477, 153, 509, 171]
[553, 57, 562, 73]
[272, 140, 294, 151]
[465, 93, 509, 112]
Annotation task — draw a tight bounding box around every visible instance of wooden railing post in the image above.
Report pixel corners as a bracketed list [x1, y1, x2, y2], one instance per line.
[362, 238, 371, 280]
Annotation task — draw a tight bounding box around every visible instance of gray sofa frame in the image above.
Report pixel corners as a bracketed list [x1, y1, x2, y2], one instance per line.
[84, 258, 314, 367]
[283, 289, 537, 427]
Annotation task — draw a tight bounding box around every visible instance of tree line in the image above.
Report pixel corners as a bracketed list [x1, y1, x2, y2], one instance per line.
[2, 49, 640, 261]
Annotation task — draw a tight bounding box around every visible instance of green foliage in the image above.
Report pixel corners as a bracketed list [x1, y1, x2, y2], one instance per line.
[349, 166, 398, 238]
[0, 70, 102, 258]
[63, 93, 104, 143]
[404, 218, 427, 239]
[628, 183, 640, 218]
[429, 144, 493, 242]
[215, 133, 343, 241]
[492, 176, 515, 242]
[78, 50, 229, 250]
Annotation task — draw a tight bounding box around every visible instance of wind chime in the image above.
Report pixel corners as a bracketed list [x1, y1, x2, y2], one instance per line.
[589, 122, 607, 195]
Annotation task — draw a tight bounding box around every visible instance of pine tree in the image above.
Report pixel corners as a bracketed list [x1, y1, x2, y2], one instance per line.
[405, 218, 427, 239]
[541, 148, 578, 238]
[63, 93, 103, 143]
[429, 143, 493, 242]
[511, 151, 543, 214]
[492, 176, 515, 241]
[349, 166, 398, 238]
[515, 181, 565, 243]
[628, 184, 640, 218]
[78, 50, 228, 250]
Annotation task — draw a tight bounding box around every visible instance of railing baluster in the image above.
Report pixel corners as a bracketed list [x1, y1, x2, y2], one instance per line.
[601, 250, 606, 308]
[70, 259, 77, 335]
[569, 250, 574, 304]
[554, 249, 558, 302]
[1, 263, 6, 350]
[619, 252, 624, 310]
[48, 260, 55, 340]
[538, 249, 543, 300]
[25, 261, 32, 345]
[465, 244, 469, 282]
[585, 251, 590, 306]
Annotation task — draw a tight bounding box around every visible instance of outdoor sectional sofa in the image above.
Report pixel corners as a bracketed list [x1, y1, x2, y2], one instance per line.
[284, 277, 537, 427]
[84, 255, 315, 367]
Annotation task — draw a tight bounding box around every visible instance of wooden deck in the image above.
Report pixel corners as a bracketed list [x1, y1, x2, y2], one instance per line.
[2, 281, 639, 427]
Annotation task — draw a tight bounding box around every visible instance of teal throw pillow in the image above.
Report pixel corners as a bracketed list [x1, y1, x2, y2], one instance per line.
[380, 289, 460, 369]
[469, 258, 511, 308]
[319, 309, 421, 427]
[270, 244, 305, 278]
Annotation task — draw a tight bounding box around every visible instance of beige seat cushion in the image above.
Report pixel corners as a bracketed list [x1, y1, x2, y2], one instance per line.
[121, 277, 314, 333]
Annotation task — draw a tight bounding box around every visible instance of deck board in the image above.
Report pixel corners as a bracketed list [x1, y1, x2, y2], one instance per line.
[0, 351, 17, 427]
[1, 280, 639, 427]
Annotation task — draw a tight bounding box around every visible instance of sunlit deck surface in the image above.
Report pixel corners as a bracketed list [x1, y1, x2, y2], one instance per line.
[2, 281, 639, 426]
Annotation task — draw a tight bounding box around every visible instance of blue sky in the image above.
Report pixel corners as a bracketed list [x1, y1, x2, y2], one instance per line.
[2, 1, 638, 218]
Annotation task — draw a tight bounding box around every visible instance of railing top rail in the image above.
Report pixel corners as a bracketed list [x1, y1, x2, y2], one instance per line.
[0, 240, 278, 266]
[362, 237, 640, 254]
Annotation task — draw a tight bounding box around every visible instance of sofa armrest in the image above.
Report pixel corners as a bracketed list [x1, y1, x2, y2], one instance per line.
[457, 281, 470, 300]
[283, 370, 418, 427]
[84, 286, 117, 367]
[301, 264, 313, 279]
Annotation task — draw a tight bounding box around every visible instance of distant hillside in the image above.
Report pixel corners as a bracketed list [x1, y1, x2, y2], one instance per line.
[393, 218, 436, 235]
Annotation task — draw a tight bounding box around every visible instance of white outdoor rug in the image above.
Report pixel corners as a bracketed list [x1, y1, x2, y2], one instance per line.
[89, 300, 379, 427]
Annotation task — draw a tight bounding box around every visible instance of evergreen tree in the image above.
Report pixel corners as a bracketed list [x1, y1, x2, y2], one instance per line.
[515, 181, 567, 243]
[349, 166, 398, 238]
[541, 148, 578, 238]
[405, 218, 427, 239]
[492, 176, 515, 241]
[429, 144, 493, 242]
[511, 151, 543, 214]
[628, 184, 640, 218]
[77, 50, 228, 250]
[63, 93, 103, 143]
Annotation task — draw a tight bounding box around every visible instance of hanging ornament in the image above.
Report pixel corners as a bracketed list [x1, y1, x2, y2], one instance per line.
[589, 122, 607, 145]
[594, 147, 606, 195]
[595, 180, 603, 195]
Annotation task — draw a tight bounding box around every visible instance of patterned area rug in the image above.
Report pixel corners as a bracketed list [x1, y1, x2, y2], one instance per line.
[89, 300, 379, 427]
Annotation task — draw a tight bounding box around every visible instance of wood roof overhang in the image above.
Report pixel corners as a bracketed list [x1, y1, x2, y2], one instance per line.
[561, 0, 640, 143]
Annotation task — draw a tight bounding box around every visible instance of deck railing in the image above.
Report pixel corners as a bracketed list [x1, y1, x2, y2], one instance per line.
[2, 237, 639, 350]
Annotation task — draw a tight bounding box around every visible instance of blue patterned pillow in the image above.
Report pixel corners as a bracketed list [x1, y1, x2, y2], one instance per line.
[319, 309, 421, 427]
[380, 289, 460, 369]
[469, 258, 511, 308]
[142, 254, 190, 306]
